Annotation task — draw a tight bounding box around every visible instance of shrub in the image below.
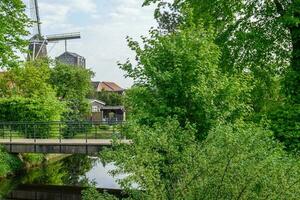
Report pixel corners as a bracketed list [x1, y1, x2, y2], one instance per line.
[101, 120, 300, 199]
[0, 147, 22, 178]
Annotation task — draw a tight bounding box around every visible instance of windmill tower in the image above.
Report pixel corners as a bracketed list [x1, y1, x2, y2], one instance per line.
[28, 0, 81, 61]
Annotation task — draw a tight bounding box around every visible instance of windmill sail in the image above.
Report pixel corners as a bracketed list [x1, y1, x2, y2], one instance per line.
[28, 0, 47, 60]
[26, 0, 82, 62]
[30, 0, 42, 36]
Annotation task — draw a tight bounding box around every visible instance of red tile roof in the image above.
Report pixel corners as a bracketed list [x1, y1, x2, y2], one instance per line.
[92, 81, 124, 92]
[101, 82, 124, 92]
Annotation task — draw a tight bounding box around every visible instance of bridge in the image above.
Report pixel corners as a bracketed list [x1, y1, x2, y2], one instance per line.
[0, 121, 129, 154]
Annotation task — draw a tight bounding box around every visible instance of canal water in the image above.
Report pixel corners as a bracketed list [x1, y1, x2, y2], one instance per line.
[0, 155, 124, 199]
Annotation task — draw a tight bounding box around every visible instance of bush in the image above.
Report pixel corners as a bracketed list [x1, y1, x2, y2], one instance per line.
[0, 147, 22, 178]
[82, 187, 118, 200]
[21, 153, 45, 167]
[0, 96, 63, 122]
[268, 103, 300, 152]
[100, 120, 300, 199]
[0, 96, 65, 138]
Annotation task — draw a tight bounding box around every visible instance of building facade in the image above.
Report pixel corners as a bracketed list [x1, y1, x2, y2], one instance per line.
[56, 52, 86, 68]
[89, 99, 125, 122]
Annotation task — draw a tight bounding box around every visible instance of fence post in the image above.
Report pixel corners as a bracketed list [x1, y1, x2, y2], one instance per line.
[121, 121, 124, 139]
[59, 122, 62, 143]
[9, 123, 12, 142]
[9, 123, 12, 152]
[25, 123, 27, 138]
[1, 124, 4, 139]
[34, 124, 36, 143]
[113, 123, 115, 137]
[94, 122, 97, 139]
[85, 122, 88, 144]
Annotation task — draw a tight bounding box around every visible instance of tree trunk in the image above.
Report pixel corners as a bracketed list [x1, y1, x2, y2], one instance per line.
[287, 22, 300, 103]
[275, 0, 300, 103]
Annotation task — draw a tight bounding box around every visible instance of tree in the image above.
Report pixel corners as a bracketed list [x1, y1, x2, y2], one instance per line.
[0, 96, 63, 122]
[144, 0, 290, 110]
[62, 155, 97, 186]
[121, 25, 252, 139]
[101, 120, 300, 199]
[143, 0, 300, 151]
[274, 0, 300, 104]
[93, 90, 123, 106]
[82, 188, 118, 200]
[0, 61, 65, 123]
[0, 61, 66, 138]
[82, 1, 300, 199]
[0, 61, 55, 98]
[49, 63, 94, 120]
[0, 0, 30, 68]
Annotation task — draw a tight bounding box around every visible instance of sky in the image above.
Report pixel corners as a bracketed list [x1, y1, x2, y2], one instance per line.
[23, 0, 157, 88]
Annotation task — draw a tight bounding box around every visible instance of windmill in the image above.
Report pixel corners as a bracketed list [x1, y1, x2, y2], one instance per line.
[28, 0, 81, 61]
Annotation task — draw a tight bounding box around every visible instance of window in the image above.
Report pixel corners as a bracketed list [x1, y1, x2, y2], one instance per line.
[92, 106, 99, 112]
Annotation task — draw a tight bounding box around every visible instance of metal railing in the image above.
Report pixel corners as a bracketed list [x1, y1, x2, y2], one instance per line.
[0, 121, 125, 142]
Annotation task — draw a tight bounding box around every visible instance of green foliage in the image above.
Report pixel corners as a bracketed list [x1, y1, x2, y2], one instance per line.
[0, 61, 66, 121]
[0, 61, 56, 98]
[0, 62, 66, 138]
[50, 63, 94, 100]
[143, 0, 300, 151]
[145, 0, 290, 111]
[21, 154, 45, 167]
[21, 161, 67, 185]
[279, 0, 300, 104]
[0, 96, 63, 122]
[82, 188, 118, 200]
[93, 91, 123, 106]
[102, 120, 300, 199]
[268, 103, 300, 152]
[0, 0, 30, 68]
[0, 97, 63, 138]
[0, 147, 22, 178]
[87, 1, 300, 199]
[61, 155, 97, 186]
[49, 63, 94, 120]
[0, 178, 16, 199]
[121, 25, 252, 139]
[0, 61, 65, 122]
[195, 122, 300, 199]
[16, 155, 96, 187]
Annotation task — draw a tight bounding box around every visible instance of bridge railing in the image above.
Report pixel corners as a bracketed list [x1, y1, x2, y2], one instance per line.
[0, 121, 125, 142]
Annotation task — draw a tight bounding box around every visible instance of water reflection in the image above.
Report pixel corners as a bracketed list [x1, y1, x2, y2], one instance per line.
[86, 160, 126, 189]
[19, 155, 98, 187]
[0, 155, 122, 199]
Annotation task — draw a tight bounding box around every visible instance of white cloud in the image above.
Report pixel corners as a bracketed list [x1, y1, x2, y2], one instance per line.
[66, 0, 97, 13]
[39, 2, 69, 26]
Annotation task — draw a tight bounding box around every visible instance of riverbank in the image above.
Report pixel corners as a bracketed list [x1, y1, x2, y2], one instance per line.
[0, 147, 22, 179]
[0, 146, 70, 179]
